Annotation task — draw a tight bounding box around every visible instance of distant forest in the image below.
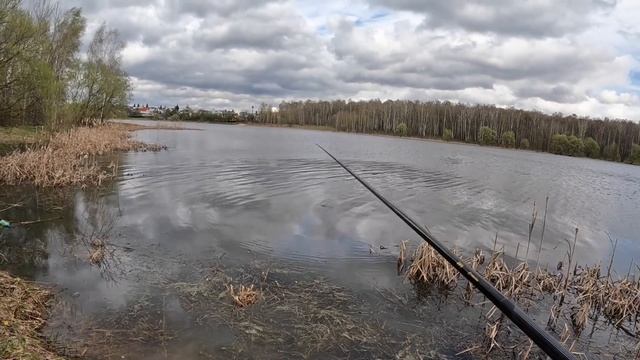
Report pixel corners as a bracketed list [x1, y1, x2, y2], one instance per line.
[255, 100, 640, 164]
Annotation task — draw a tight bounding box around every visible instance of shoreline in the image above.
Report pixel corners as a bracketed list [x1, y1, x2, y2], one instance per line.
[237, 122, 637, 165]
[0, 123, 170, 188]
[239, 122, 605, 161]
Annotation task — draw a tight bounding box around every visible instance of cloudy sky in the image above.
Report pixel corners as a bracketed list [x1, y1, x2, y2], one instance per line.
[59, 0, 640, 120]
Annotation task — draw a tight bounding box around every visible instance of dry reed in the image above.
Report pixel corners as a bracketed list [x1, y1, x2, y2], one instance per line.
[88, 247, 107, 266]
[403, 235, 640, 357]
[227, 284, 260, 308]
[0, 123, 166, 187]
[397, 240, 408, 274]
[407, 243, 459, 289]
[0, 271, 61, 359]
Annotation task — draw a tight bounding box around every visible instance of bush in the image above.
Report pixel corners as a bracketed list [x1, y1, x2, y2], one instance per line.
[478, 126, 497, 145]
[566, 135, 584, 157]
[501, 131, 516, 148]
[550, 134, 569, 155]
[442, 128, 453, 141]
[395, 122, 408, 136]
[630, 144, 640, 165]
[583, 137, 600, 158]
[520, 138, 530, 149]
[603, 143, 621, 162]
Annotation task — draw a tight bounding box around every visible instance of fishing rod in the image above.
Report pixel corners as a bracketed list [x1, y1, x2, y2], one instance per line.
[317, 145, 575, 360]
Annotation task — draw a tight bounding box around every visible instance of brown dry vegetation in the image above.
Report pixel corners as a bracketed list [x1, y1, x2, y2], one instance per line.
[227, 284, 260, 308]
[0, 271, 61, 359]
[0, 123, 166, 187]
[64, 264, 416, 359]
[402, 241, 640, 357]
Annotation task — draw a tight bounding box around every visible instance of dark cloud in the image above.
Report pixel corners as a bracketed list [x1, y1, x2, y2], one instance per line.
[193, 6, 311, 50]
[330, 21, 611, 93]
[166, 0, 284, 17]
[369, 0, 617, 37]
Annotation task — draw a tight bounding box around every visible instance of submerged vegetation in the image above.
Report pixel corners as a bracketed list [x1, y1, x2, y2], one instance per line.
[255, 100, 640, 164]
[49, 261, 448, 359]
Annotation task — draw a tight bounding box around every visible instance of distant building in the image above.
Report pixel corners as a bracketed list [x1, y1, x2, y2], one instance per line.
[128, 104, 161, 118]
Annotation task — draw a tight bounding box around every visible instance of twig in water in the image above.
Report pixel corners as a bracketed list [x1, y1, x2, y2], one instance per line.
[536, 196, 549, 268]
[525, 201, 538, 260]
[606, 233, 618, 280]
[14, 216, 61, 226]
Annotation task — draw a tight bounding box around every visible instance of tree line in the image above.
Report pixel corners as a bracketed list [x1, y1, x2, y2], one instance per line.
[255, 100, 640, 164]
[0, 0, 129, 128]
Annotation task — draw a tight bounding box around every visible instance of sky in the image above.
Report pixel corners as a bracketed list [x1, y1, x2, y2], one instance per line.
[58, 0, 640, 121]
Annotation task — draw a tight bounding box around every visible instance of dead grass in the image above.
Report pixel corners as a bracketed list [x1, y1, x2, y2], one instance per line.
[88, 247, 107, 266]
[397, 240, 407, 274]
[169, 265, 395, 358]
[403, 240, 640, 356]
[227, 284, 260, 308]
[87, 238, 108, 266]
[0, 123, 166, 187]
[602, 278, 640, 326]
[407, 243, 459, 289]
[0, 271, 62, 359]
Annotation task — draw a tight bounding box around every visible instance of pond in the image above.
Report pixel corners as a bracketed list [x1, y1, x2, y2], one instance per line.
[1, 120, 639, 358]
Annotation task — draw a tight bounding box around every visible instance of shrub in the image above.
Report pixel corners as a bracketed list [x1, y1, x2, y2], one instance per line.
[501, 131, 516, 148]
[395, 122, 408, 136]
[567, 135, 584, 157]
[630, 144, 640, 165]
[603, 143, 621, 162]
[442, 128, 453, 141]
[550, 134, 569, 155]
[478, 126, 497, 145]
[583, 137, 600, 159]
[520, 138, 530, 149]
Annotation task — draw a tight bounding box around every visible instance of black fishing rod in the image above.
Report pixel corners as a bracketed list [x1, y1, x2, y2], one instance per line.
[317, 145, 575, 360]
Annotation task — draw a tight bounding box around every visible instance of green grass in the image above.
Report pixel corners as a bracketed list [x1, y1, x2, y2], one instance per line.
[0, 126, 45, 155]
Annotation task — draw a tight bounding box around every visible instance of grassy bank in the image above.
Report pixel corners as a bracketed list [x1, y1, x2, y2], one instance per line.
[0, 271, 62, 359]
[0, 127, 46, 156]
[0, 123, 166, 187]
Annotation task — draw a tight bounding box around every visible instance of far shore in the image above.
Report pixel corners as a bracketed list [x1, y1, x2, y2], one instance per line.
[242, 122, 519, 150]
[119, 118, 637, 166]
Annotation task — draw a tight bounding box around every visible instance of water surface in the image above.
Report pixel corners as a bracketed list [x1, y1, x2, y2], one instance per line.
[1, 120, 639, 358]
